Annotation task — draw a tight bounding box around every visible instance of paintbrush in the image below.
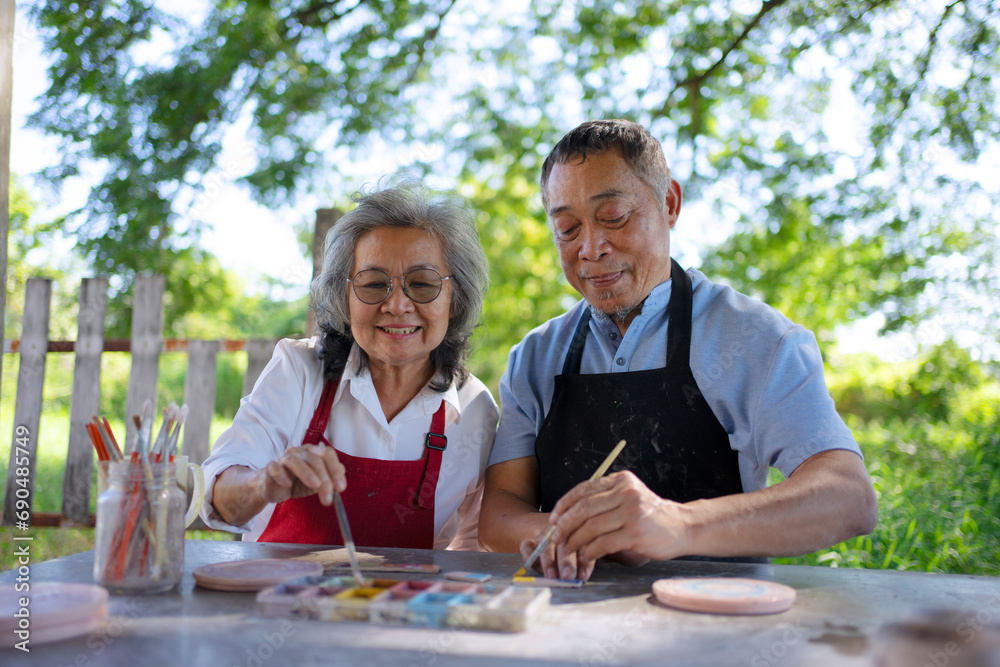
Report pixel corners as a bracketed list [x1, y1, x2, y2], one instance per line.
[150, 403, 178, 462]
[515, 439, 627, 578]
[137, 400, 154, 464]
[331, 489, 366, 587]
[165, 404, 189, 460]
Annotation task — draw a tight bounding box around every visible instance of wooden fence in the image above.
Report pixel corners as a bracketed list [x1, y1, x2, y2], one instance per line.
[1, 275, 280, 527]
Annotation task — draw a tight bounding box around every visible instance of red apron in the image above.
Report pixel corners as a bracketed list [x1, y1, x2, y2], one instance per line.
[257, 379, 447, 548]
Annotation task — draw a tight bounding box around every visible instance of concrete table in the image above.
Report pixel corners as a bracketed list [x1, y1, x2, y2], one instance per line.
[2, 540, 999, 666]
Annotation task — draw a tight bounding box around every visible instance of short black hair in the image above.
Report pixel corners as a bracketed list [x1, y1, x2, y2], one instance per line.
[540, 119, 671, 212]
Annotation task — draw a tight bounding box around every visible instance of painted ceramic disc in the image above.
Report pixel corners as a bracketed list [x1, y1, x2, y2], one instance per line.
[193, 558, 323, 592]
[0, 582, 109, 646]
[652, 577, 796, 615]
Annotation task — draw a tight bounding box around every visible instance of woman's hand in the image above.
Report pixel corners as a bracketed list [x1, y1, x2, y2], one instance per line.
[258, 444, 347, 506]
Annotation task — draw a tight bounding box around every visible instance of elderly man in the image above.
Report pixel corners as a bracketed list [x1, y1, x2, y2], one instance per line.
[479, 119, 877, 581]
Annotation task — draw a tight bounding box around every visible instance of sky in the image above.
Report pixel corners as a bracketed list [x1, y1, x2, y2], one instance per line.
[6, 3, 990, 361]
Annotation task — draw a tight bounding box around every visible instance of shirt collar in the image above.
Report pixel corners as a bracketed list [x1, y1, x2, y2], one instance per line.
[338, 344, 461, 423]
[644, 278, 673, 311]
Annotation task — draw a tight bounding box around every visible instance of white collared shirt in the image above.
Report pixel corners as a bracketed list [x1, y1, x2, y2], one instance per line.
[200, 337, 498, 549]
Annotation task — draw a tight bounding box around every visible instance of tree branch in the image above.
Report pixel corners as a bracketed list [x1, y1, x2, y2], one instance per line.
[892, 0, 962, 128]
[292, 0, 365, 28]
[672, 0, 790, 95]
[401, 0, 459, 86]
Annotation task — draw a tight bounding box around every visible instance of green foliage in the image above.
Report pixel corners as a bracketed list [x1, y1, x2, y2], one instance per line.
[10, 0, 1000, 574]
[700, 1, 1000, 337]
[460, 171, 578, 394]
[26, 0, 464, 310]
[834, 340, 994, 422]
[4, 175, 84, 340]
[24, 0, 1000, 345]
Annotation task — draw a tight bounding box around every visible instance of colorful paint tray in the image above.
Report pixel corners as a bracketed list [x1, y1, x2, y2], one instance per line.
[369, 580, 442, 625]
[450, 586, 552, 633]
[256, 577, 550, 632]
[407, 591, 473, 627]
[321, 585, 394, 621]
[256, 576, 360, 618]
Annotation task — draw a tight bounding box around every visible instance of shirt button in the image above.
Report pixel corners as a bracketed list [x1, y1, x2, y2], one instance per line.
[615, 358, 625, 366]
[609, 332, 617, 340]
[382, 433, 392, 442]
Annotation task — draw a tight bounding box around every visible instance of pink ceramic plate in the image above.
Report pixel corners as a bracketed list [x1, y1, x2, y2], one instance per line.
[652, 577, 796, 615]
[0, 583, 109, 646]
[11, 606, 108, 647]
[193, 558, 323, 592]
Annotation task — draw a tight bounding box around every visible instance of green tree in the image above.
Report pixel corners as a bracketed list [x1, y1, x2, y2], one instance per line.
[4, 175, 84, 340]
[24, 0, 1000, 362]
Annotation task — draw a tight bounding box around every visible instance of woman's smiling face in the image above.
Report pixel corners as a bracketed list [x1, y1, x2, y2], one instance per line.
[348, 226, 453, 377]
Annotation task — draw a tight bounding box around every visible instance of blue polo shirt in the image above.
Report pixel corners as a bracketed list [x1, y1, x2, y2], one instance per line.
[489, 267, 861, 494]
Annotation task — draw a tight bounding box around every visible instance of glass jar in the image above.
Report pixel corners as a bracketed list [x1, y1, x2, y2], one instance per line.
[94, 461, 186, 594]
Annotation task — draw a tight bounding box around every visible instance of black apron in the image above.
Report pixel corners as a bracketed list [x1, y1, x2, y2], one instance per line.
[535, 258, 745, 513]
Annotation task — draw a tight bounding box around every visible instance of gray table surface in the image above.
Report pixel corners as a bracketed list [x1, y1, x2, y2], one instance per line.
[2, 539, 999, 666]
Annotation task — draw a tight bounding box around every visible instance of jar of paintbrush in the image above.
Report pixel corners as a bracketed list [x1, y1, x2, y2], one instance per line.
[92, 401, 202, 594]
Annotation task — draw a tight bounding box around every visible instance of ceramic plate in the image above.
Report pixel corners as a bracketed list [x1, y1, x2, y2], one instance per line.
[0, 582, 109, 646]
[652, 577, 796, 615]
[193, 558, 324, 592]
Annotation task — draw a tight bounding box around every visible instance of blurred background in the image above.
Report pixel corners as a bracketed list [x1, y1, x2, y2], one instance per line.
[2, 0, 998, 573]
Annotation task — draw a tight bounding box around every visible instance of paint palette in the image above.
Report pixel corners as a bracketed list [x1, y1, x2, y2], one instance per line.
[256, 575, 551, 632]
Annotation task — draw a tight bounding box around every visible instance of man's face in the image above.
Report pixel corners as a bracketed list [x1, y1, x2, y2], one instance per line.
[546, 149, 680, 330]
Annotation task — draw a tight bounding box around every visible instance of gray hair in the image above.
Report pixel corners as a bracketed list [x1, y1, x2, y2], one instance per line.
[540, 119, 672, 212]
[311, 180, 489, 390]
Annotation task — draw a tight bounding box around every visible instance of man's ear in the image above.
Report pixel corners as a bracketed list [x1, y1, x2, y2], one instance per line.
[665, 179, 682, 229]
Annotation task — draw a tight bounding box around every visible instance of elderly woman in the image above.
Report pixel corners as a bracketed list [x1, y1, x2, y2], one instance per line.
[200, 183, 497, 549]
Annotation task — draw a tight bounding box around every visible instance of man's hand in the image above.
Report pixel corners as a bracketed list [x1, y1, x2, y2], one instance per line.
[258, 444, 347, 506]
[548, 471, 683, 579]
[544, 450, 878, 580]
[518, 527, 593, 582]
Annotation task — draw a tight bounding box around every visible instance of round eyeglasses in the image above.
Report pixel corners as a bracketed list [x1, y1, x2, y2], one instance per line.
[347, 268, 452, 305]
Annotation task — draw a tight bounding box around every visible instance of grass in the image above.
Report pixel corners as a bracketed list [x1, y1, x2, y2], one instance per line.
[771, 420, 1000, 575]
[2, 346, 998, 576]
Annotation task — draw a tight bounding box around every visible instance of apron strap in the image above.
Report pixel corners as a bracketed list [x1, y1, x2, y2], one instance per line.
[665, 258, 692, 370]
[303, 379, 338, 446]
[413, 400, 448, 509]
[562, 309, 593, 375]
